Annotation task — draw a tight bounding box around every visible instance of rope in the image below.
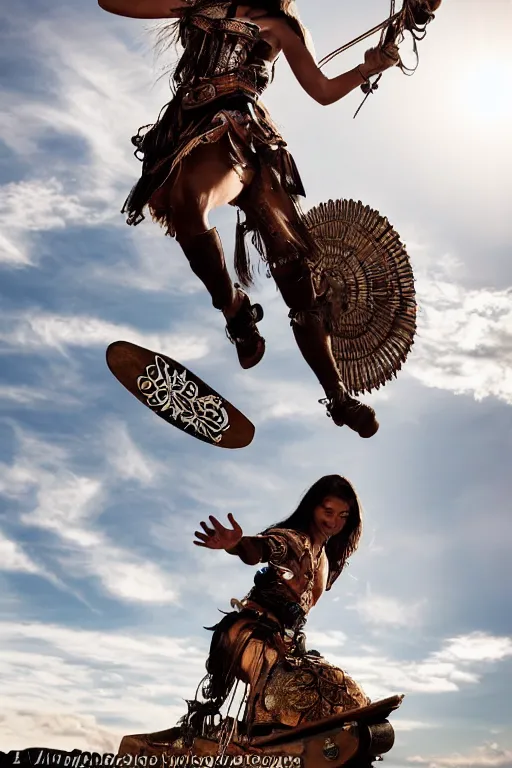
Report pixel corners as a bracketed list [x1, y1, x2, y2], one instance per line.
[318, 10, 402, 69]
[318, 0, 437, 117]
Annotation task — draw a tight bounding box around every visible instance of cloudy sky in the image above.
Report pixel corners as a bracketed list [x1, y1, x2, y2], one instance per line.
[1, 0, 511, 764]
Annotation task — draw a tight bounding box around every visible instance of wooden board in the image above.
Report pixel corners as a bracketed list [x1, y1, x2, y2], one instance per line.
[106, 341, 255, 449]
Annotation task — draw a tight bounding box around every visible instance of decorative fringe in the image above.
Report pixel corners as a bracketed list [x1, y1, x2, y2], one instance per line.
[178, 698, 221, 746]
[234, 210, 253, 289]
[251, 229, 265, 259]
[278, 151, 306, 198]
[179, 608, 286, 747]
[303, 198, 417, 396]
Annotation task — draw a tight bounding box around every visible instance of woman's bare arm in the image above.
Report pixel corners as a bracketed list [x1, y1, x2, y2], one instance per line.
[97, 0, 189, 19]
[193, 515, 265, 566]
[264, 18, 398, 106]
[226, 536, 267, 566]
[192, 516, 288, 569]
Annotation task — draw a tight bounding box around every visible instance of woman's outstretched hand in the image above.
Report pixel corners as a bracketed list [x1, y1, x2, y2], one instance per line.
[193, 513, 243, 550]
[360, 43, 400, 78]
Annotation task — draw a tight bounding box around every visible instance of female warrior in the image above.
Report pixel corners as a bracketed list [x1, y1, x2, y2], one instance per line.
[98, 0, 399, 438]
[189, 474, 368, 737]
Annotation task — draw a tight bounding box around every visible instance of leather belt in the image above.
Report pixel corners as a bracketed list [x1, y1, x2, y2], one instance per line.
[181, 74, 260, 110]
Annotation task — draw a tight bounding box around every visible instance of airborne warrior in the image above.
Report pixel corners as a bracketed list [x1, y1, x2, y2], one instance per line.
[98, 0, 401, 438]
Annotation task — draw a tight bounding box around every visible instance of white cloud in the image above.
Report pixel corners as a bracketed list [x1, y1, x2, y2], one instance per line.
[0, 310, 209, 361]
[83, 554, 177, 604]
[0, 385, 50, 405]
[0, 430, 179, 605]
[0, 381, 83, 409]
[102, 419, 158, 486]
[0, 528, 86, 600]
[182, 459, 285, 513]
[20, 472, 104, 533]
[348, 586, 425, 628]
[393, 719, 436, 733]
[328, 632, 512, 701]
[240, 372, 325, 420]
[0, 179, 99, 267]
[5, 177, 98, 232]
[0, 531, 41, 575]
[2, 621, 205, 672]
[0, 230, 30, 267]
[0, 711, 121, 754]
[91, 225, 198, 295]
[306, 630, 347, 648]
[0, 16, 155, 193]
[410, 278, 512, 405]
[434, 633, 512, 664]
[332, 653, 462, 699]
[0, 14, 197, 296]
[0, 1, 510, 758]
[0, 621, 207, 751]
[0, 12, 170, 275]
[408, 742, 512, 768]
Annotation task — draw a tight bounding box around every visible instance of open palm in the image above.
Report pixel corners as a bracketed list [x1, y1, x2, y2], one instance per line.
[193, 513, 243, 550]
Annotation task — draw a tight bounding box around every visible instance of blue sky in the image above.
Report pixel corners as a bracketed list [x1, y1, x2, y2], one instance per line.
[1, 0, 511, 764]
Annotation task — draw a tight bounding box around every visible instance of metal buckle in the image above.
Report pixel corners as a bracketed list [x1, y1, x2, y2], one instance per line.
[182, 83, 216, 108]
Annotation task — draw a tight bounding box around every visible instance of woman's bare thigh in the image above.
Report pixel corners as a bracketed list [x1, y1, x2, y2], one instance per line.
[226, 621, 279, 686]
[150, 136, 255, 216]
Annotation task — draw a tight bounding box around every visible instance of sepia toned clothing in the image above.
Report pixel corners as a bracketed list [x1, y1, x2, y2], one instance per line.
[197, 527, 369, 735]
[122, 0, 320, 284]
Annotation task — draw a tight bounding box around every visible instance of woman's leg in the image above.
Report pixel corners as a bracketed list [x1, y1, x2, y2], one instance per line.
[151, 136, 251, 313]
[225, 621, 369, 730]
[238, 167, 379, 437]
[150, 137, 265, 368]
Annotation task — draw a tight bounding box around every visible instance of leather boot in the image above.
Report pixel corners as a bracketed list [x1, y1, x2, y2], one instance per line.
[179, 228, 265, 369]
[225, 285, 266, 369]
[179, 228, 235, 310]
[290, 308, 379, 438]
[320, 384, 379, 438]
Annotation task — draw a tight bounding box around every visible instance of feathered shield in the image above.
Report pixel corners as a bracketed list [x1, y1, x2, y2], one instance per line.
[304, 199, 416, 396]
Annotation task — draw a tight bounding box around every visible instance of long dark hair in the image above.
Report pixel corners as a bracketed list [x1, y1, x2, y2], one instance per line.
[264, 475, 363, 582]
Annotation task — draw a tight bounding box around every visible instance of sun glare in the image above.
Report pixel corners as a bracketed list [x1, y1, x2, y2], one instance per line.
[458, 58, 512, 124]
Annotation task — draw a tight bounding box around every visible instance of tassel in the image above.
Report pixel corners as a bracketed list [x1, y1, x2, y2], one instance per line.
[280, 149, 306, 197]
[234, 209, 253, 288]
[251, 229, 265, 259]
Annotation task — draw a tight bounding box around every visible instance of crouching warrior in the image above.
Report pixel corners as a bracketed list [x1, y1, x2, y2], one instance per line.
[118, 476, 404, 764]
[98, 0, 401, 438]
[189, 475, 370, 736]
